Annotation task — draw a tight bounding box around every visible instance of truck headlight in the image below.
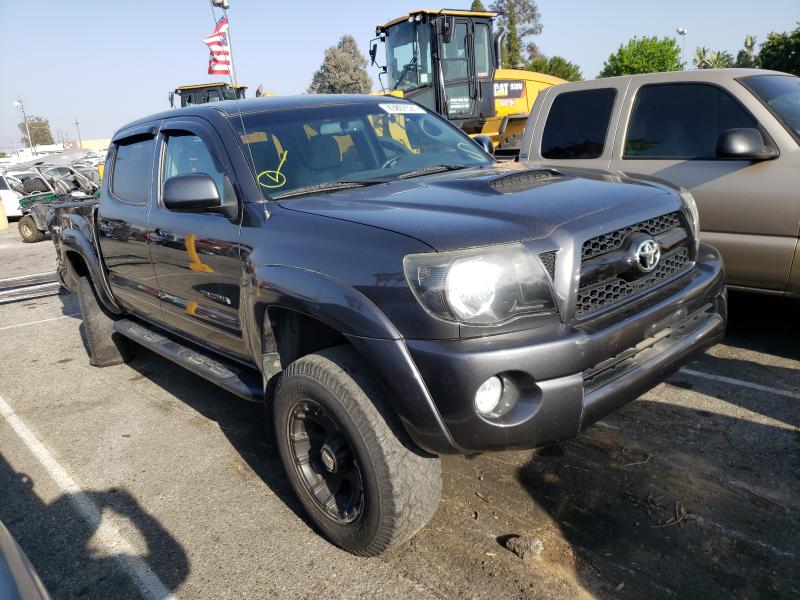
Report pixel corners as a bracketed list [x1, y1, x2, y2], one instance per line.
[404, 243, 556, 325]
[679, 188, 701, 253]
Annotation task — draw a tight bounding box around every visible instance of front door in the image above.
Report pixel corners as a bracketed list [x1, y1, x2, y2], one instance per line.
[610, 82, 800, 291]
[150, 118, 247, 360]
[440, 19, 476, 122]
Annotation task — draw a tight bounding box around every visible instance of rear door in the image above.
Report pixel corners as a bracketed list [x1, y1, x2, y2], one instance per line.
[97, 126, 163, 318]
[149, 117, 248, 360]
[609, 81, 799, 291]
[522, 82, 626, 169]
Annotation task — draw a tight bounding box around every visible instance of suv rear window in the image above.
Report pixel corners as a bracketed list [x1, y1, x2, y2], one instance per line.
[624, 83, 757, 158]
[112, 137, 155, 205]
[541, 88, 616, 159]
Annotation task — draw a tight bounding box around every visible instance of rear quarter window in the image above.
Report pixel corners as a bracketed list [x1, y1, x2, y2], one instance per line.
[541, 88, 617, 159]
[111, 137, 156, 205]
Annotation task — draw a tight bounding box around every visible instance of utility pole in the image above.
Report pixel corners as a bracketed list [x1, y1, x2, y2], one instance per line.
[13, 97, 37, 156]
[74, 118, 83, 148]
[676, 27, 687, 69]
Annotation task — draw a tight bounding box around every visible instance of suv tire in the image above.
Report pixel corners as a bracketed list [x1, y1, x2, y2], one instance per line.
[273, 345, 442, 556]
[18, 216, 44, 243]
[76, 276, 133, 367]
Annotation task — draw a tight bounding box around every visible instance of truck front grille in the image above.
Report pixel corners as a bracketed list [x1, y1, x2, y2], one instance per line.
[582, 213, 681, 260]
[575, 212, 692, 319]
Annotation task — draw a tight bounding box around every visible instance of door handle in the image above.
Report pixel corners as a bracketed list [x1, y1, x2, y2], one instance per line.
[150, 228, 167, 242]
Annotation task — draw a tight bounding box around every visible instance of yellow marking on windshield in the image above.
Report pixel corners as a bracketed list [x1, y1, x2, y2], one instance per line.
[458, 142, 485, 161]
[257, 150, 288, 189]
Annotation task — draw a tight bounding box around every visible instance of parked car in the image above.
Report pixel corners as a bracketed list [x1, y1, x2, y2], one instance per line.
[49, 95, 726, 556]
[0, 520, 50, 600]
[0, 173, 23, 219]
[519, 68, 800, 297]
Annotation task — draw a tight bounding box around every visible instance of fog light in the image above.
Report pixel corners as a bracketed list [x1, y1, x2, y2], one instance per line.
[475, 376, 503, 415]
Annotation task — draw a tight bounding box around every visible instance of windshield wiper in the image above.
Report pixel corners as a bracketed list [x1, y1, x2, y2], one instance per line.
[272, 180, 382, 200]
[397, 164, 470, 180]
[392, 56, 418, 91]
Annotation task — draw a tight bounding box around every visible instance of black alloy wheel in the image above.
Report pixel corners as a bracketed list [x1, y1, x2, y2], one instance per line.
[287, 399, 364, 524]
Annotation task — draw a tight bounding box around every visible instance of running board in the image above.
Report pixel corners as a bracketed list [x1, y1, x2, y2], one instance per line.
[113, 319, 262, 402]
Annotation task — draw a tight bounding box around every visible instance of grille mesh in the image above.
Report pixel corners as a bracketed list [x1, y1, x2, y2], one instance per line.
[489, 170, 557, 193]
[582, 212, 682, 260]
[539, 251, 556, 279]
[575, 247, 690, 316]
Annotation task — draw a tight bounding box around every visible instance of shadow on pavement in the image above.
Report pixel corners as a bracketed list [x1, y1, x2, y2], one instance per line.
[123, 347, 314, 530]
[722, 291, 799, 361]
[514, 294, 800, 599]
[0, 454, 189, 599]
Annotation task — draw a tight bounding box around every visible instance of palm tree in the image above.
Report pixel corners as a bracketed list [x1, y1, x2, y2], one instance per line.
[706, 50, 734, 69]
[693, 46, 710, 69]
[735, 34, 759, 67]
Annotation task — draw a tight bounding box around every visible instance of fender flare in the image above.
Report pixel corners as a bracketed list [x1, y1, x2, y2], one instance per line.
[61, 228, 123, 314]
[243, 264, 461, 455]
[244, 265, 402, 354]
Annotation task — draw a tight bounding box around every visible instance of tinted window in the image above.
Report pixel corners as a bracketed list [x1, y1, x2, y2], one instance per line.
[625, 83, 757, 158]
[0, 178, 8, 191]
[163, 134, 225, 200]
[742, 74, 800, 142]
[112, 137, 155, 205]
[541, 89, 616, 159]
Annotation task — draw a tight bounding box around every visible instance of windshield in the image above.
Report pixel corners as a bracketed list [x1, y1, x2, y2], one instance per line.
[385, 21, 433, 92]
[232, 102, 492, 199]
[743, 74, 800, 142]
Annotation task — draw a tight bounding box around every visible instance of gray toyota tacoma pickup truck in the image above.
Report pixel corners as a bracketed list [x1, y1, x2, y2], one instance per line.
[48, 95, 726, 556]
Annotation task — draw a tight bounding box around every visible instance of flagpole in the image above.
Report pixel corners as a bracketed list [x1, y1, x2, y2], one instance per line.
[223, 6, 238, 86]
[210, 0, 238, 86]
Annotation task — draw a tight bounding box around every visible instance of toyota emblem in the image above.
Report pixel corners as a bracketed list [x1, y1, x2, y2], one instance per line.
[636, 239, 661, 272]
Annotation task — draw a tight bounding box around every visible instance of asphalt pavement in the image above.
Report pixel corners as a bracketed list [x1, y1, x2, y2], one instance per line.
[0, 224, 798, 599]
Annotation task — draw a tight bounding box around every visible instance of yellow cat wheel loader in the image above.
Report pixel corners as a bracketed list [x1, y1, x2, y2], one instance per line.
[370, 9, 564, 158]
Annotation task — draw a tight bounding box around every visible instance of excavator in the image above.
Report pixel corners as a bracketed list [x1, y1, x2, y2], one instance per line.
[370, 8, 564, 158]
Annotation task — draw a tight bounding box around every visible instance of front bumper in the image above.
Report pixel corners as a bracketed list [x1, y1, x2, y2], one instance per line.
[401, 243, 726, 453]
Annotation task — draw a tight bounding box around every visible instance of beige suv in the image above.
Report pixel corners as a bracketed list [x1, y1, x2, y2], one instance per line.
[520, 69, 800, 297]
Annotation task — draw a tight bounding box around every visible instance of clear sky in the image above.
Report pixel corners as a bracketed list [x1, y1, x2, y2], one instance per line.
[1, 0, 797, 151]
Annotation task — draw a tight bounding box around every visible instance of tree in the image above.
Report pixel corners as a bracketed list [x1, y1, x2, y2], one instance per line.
[470, 0, 487, 10]
[758, 24, 800, 75]
[490, 0, 543, 66]
[307, 35, 373, 94]
[0, 151, 7, 158]
[735, 35, 758, 68]
[18, 116, 54, 147]
[599, 36, 682, 77]
[528, 55, 582, 81]
[693, 46, 710, 69]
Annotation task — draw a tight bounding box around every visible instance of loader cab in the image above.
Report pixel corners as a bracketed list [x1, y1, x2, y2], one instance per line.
[169, 83, 247, 108]
[373, 10, 498, 133]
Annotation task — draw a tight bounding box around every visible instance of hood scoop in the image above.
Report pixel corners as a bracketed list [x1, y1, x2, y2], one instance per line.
[488, 169, 564, 194]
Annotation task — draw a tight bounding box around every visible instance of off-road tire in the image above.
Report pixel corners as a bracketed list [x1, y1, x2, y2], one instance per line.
[273, 345, 442, 556]
[18, 216, 44, 243]
[76, 276, 133, 367]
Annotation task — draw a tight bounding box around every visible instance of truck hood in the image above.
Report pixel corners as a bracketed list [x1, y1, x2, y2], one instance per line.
[277, 163, 680, 251]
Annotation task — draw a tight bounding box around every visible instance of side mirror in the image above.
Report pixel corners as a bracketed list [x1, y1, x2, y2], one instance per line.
[163, 173, 221, 212]
[369, 41, 378, 66]
[168, 91, 175, 108]
[716, 128, 778, 160]
[439, 16, 455, 44]
[473, 135, 494, 156]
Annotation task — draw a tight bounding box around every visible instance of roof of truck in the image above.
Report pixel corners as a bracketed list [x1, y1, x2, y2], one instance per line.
[113, 94, 409, 138]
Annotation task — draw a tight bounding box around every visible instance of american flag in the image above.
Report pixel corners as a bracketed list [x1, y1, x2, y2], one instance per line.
[203, 17, 231, 75]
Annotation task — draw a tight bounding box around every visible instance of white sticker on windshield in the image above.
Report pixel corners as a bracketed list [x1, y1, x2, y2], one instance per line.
[379, 103, 426, 115]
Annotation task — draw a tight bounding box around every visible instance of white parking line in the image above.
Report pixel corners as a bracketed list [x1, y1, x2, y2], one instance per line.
[0, 314, 80, 332]
[0, 271, 54, 283]
[0, 395, 177, 600]
[680, 368, 800, 401]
